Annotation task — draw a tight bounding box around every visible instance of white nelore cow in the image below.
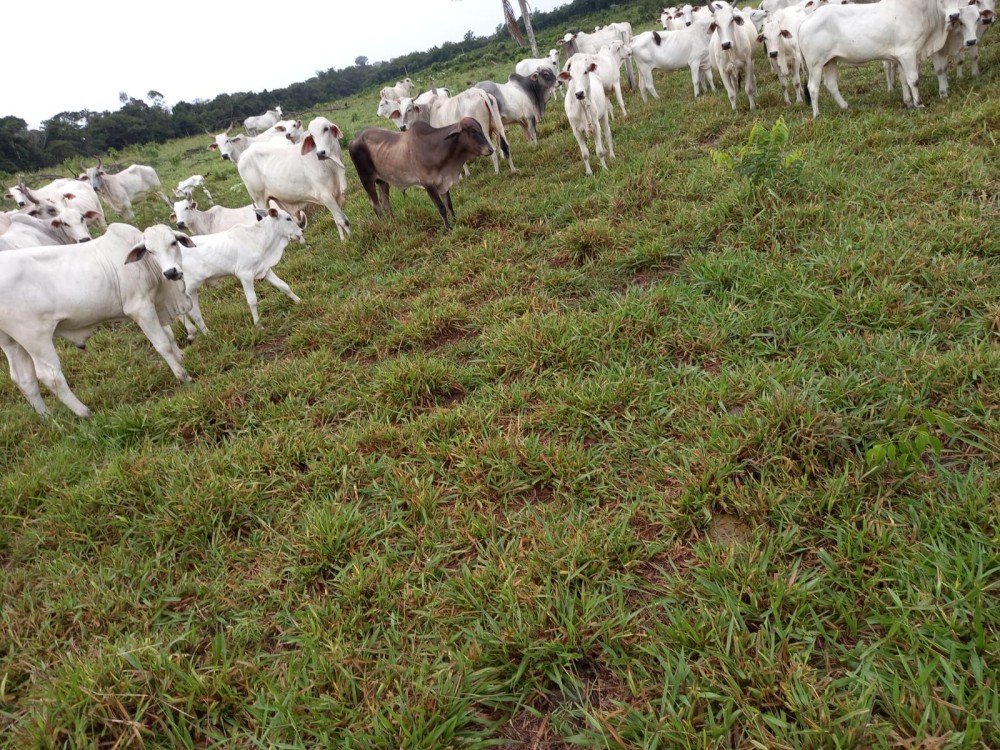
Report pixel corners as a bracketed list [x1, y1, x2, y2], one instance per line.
[80, 160, 170, 220]
[563, 22, 634, 57]
[377, 88, 449, 119]
[564, 40, 633, 117]
[799, 0, 962, 117]
[391, 89, 514, 174]
[709, 4, 759, 110]
[0, 223, 194, 418]
[931, 0, 992, 96]
[0, 209, 100, 251]
[174, 175, 213, 203]
[380, 78, 415, 102]
[629, 15, 717, 101]
[758, 12, 805, 103]
[5, 179, 106, 229]
[171, 199, 258, 235]
[180, 206, 306, 342]
[559, 57, 615, 176]
[237, 117, 351, 242]
[243, 105, 282, 136]
[208, 120, 303, 164]
[515, 49, 561, 78]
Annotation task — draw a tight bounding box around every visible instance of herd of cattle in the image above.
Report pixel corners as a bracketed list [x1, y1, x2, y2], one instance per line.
[0, 0, 995, 418]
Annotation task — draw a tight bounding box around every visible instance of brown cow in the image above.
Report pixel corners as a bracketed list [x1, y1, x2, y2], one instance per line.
[347, 117, 494, 231]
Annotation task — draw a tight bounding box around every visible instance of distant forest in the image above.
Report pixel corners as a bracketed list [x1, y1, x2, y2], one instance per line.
[0, 0, 656, 175]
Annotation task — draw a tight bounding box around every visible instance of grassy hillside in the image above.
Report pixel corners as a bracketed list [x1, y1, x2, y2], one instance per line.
[2, 5, 999, 747]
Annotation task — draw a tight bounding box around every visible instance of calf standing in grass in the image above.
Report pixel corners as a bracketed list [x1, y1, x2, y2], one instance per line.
[181, 206, 306, 342]
[348, 118, 495, 231]
[560, 57, 614, 176]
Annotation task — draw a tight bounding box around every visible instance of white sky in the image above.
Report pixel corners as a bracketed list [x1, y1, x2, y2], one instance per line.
[5, 0, 570, 129]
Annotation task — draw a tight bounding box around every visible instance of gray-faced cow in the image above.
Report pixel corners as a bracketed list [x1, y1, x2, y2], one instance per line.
[348, 118, 495, 231]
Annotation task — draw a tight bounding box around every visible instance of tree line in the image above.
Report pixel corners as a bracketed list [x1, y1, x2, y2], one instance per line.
[1, 0, 654, 176]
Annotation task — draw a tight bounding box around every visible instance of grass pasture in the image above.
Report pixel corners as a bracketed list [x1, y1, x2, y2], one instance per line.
[2, 7, 1000, 748]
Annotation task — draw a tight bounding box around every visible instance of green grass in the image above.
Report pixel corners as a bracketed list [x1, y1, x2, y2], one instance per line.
[2, 8, 999, 748]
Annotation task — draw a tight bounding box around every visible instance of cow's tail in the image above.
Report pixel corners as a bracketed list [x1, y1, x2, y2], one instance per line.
[484, 92, 510, 158]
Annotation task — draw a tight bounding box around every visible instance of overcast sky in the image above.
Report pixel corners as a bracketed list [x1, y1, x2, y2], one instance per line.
[5, 0, 570, 129]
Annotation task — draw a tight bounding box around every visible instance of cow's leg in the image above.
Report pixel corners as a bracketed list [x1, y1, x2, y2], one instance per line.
[0, 333, 49, 416]
[593, 117, 609, 172]
[185, 290, 210, 341]
[898, 55, 921, 108]
[263, 269, 300, 305]
[424, 187, 452, 231]
[807, 63, 823, 118]
[443, 191, 456, 220]
[376, 180, 394, 219]
[792, 59, 803, 104]
[702, 65, 716, 92]
[124, 302, 192, 383]
[203, 186, 214, 203]
[883, 61, 895, 91]
[638, 64, 653, 102]
[822, 63, 849, 110]
[688, 62, 701, 98]
[778, 65, 791, 105]
[238, 277, 263, 327]
[602, 112, 615, 163]
[17, 336, 91, 418]
[527, 117, 538, 145]
[932, 51, 950, 98]
[969, 42, 979, 77]
[614, 82, 627, 117]
[722, 72, 738, 111]
[746, 64, 757, 111]
[320, 197, 351, 241]
[571, 127, 593, 176]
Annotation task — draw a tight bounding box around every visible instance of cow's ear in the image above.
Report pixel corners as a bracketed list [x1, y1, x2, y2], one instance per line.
[268, 207, 280, 218]
[170, 213, 177, 222]
[62, 193, 76, 201]
[708, 22, 717, 33]
[301, 135, 317, 155]
[390, 110, 402, 119]
[208, 143, 218, 151]
[757, 32, 764, 42]
[734, 13, 744, 24]
[274, 125, 286, 132]
[170, 232, 194, 247]
[50, 219, 63, 229]
[588, 62, 598, 72]
[191, 201, 198, 210]
[780, 29, 792, 37]
[331, 124, 343, 139]
[558, 71, 571, 81]
[84, 211, 100, 220]
[125, 242, 147, 264]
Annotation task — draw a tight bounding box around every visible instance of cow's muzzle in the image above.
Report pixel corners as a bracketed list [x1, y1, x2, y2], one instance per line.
[966, 38, 977, 46]
[400, 125, 408, 132]
[176, 221, 187, 229]
[222, 154, 231, 161]
[78, 237, 91, 243]
[685, 21, 691, 26]
[769, 51, 778, 58]
[575, 91, 586, 100]
[721, 41, 732, 50]
[164, 268, 183, 281]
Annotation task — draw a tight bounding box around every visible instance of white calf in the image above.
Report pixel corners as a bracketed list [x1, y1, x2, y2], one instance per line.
[181, 207, 306, 341]
[709, 4, 759, 110]
[559, 58, 614, 176]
